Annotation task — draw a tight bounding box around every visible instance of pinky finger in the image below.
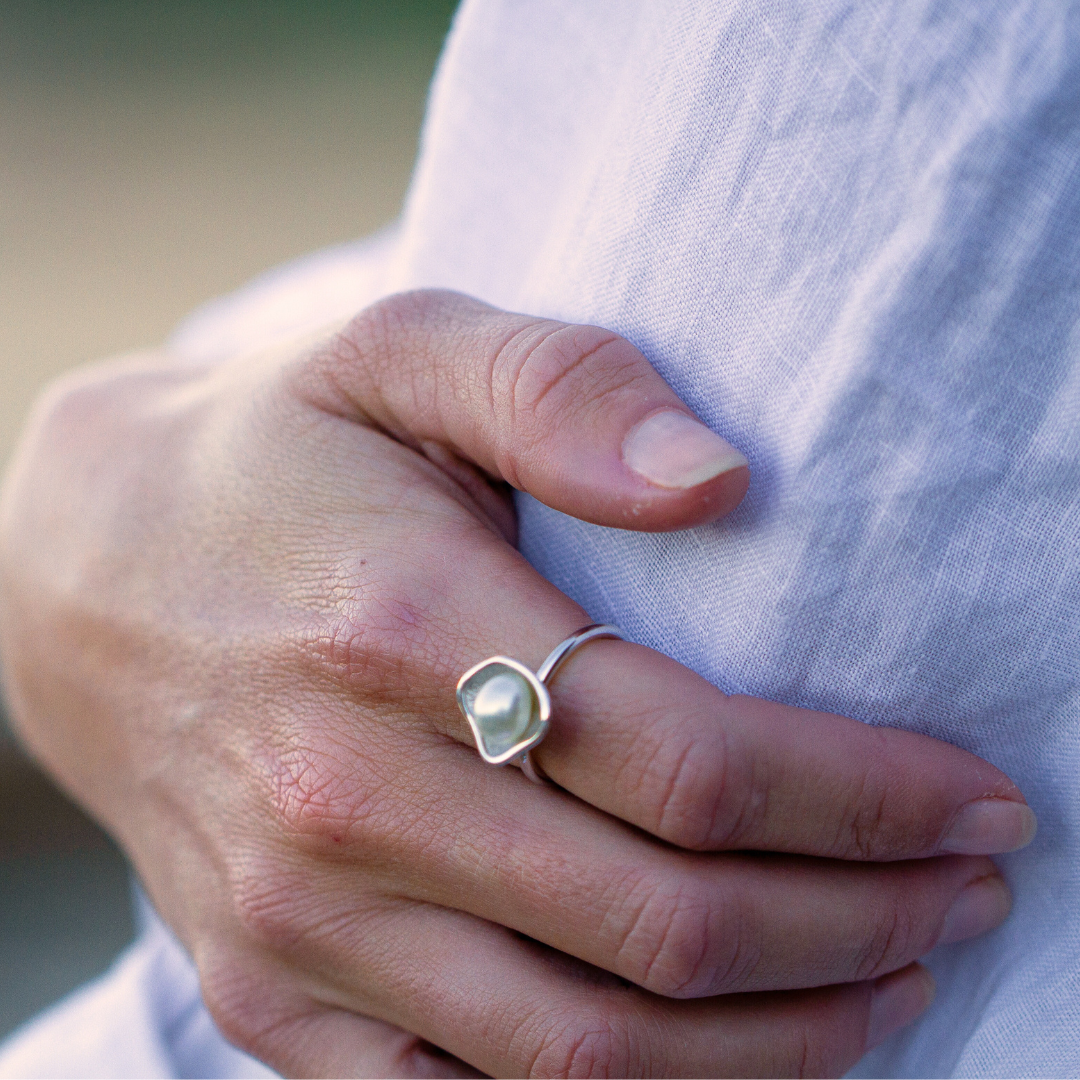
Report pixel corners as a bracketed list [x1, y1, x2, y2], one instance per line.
[258, 895, 934, 1077]
[197, 955, 482, 1079]
[255, 1009, 483, 1080]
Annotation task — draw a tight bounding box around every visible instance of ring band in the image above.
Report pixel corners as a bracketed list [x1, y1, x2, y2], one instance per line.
[456, 623, 625, 783]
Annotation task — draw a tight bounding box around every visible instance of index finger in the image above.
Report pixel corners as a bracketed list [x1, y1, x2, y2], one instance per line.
[531, 639, 1036, 860]
[359, 510, 1036, 864]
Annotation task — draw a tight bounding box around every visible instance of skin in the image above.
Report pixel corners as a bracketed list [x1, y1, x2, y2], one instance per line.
[0, 290, 1035, 1078]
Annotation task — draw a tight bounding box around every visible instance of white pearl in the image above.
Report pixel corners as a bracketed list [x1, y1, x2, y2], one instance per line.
[471, 671, 534, 756]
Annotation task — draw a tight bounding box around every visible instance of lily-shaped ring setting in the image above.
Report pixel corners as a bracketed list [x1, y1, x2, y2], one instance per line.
[456, 623, 626, 783]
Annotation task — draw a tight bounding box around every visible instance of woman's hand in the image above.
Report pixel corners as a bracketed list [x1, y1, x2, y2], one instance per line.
[0, 290, 1035, 1078]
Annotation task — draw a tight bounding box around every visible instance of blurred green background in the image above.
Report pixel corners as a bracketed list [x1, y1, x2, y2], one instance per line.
[0, 0, 457, 1042]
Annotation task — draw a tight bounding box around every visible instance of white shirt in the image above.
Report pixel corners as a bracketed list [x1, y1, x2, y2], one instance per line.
[4, 2, 1078, 1075]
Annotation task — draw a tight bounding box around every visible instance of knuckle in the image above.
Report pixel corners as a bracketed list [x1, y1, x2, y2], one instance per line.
[340, 291, 421, 366]
[648, 722, 759, 851]
[198, 965, 262, 1056]
[616, 882, 711, 996]
[15, 361, 154, 480]
[650, 739, 709, 847]
[266, 739, 369, 843]
[851, 899, 918, 981]
[253, 581, 456, 852]
[228, 857, 315, 956]
[529, 1011, 632, 1079]
[295, 607, 390, 690]
[197, 948, 289, 1059]
[28, 370, 106, 435]
[496, 322, 636, 430]
[698, 882, 763, 994]
[32, 357, 147, 424]
[840, 773, 892, 860]
[785, 1025, 830, 1079]
[332, 287, 484, 394]
[261, 726, 412, 861]
[314, 289, 440, 412]
[253, 700, 437, 866]
[290, 588, 447, 704]
[612, 875, 756, 997]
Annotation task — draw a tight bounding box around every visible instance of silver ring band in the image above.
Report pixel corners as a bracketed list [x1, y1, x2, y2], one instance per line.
[456, 623, 625, 783]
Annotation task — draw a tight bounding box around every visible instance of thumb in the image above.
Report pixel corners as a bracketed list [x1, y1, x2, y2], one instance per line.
[311, 288, 749, 531]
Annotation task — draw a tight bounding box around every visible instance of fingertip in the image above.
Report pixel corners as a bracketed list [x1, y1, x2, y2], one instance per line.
[704, 460, 751, 518]
[611, 410, 750, 530]
[606, 459, 750, 531]
[622, 410, 747, 490]
[939, 798, 1038, 855]
[937, 873, 1012, 945]
[865, 964, 936, 1052]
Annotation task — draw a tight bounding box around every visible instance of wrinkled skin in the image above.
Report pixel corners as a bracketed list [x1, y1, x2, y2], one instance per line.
[0, 291, 1035, 1077]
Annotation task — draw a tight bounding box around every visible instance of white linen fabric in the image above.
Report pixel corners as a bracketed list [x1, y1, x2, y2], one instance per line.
[3, 1, 1079, 1075]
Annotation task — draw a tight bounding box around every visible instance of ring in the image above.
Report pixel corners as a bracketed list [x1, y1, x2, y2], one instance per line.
[456, 623, 626, 783]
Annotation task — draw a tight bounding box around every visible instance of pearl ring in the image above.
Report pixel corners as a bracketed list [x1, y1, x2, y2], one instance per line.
[456, 624, 625, 783]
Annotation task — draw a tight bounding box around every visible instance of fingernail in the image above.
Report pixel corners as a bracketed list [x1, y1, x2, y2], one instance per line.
[622, 410, 748, 489]
[938, 875, 1012, 945]
[940, 799, 1037, 855]
[866, 966, 936, 1051]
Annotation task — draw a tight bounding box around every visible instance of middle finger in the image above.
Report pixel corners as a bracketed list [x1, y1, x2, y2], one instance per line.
[280, 706, 1008, 1000]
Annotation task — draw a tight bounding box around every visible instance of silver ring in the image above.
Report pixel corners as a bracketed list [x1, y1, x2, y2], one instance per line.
[456, 624, 625, 783]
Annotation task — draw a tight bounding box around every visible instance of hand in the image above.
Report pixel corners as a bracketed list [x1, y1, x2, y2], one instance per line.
[0, 290, 1035, 1078]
